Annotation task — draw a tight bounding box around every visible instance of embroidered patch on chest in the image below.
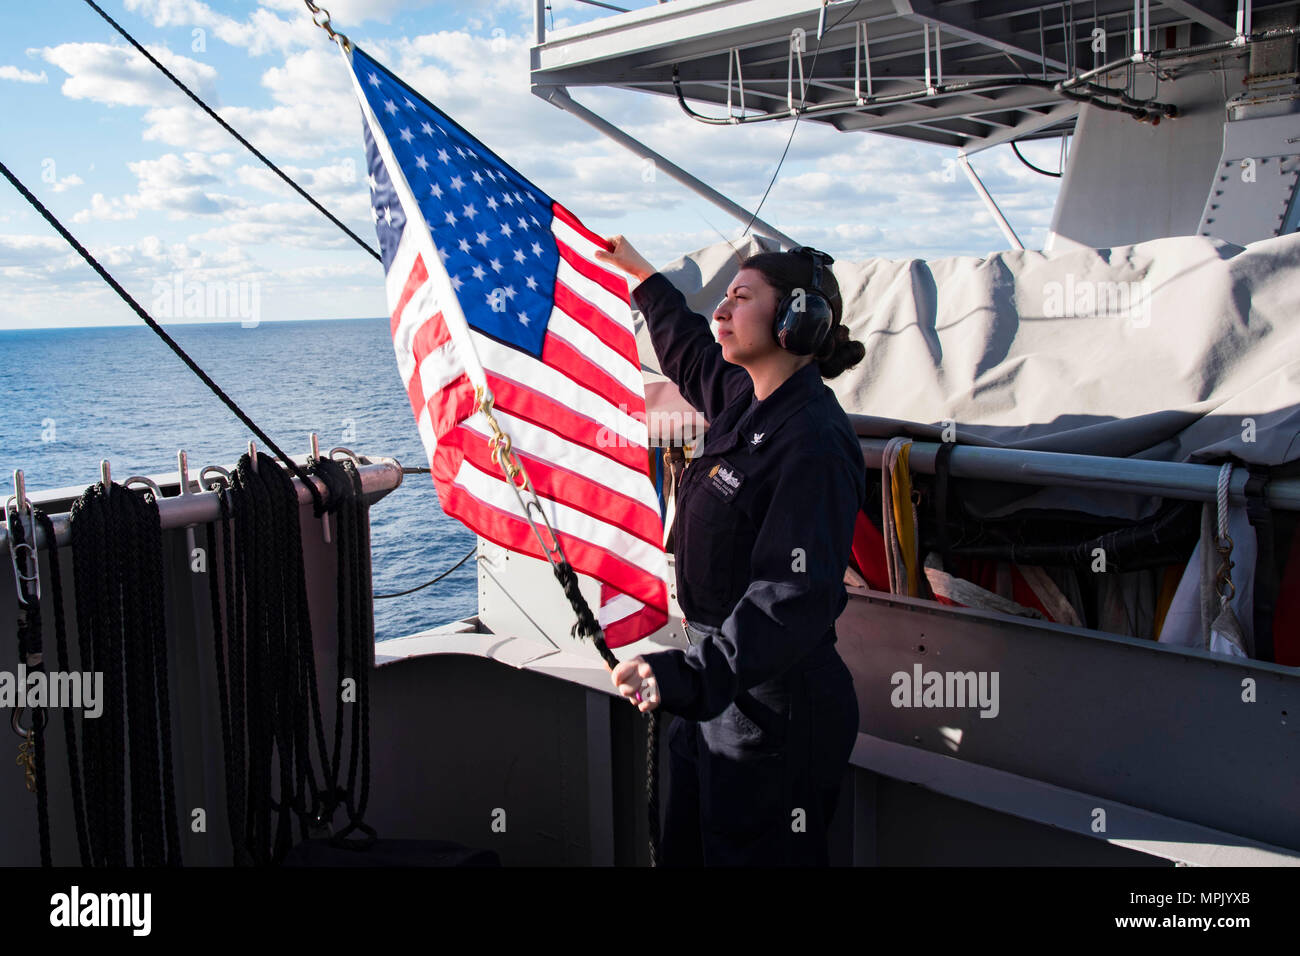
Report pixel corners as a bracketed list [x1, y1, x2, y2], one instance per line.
[706, 459, 745, 501]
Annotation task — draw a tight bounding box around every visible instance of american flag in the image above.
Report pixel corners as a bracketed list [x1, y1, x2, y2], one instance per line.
[344, 45, 668, 648]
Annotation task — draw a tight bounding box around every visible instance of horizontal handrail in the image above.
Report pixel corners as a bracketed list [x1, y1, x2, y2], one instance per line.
[861, 438, 1300, 511]
[1, 456, 404, 551]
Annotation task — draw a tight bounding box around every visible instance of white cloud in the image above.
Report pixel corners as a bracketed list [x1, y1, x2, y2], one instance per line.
[0, 65, 47, 84]
[125, 0, 320, 55]
[138, 47, 358, 159]
[0, 234, 76, 273]
[73, 152, 238, 222]
[50, 174, 85, 194]
[74, 193, 138, 223]
[233, 158, 369, 201]
[260, 46, 356, 105]
[34, 41, 217, 107]
[187, 199, 370, 251]
[257, 0, 440, 26]
[142, 102, 355, 159]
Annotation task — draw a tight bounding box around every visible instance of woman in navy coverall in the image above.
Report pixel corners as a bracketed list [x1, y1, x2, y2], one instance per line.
[596, 236, 867, 866]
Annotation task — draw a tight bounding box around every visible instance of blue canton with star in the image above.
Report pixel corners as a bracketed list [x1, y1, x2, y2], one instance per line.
[354, 45, 557, 358]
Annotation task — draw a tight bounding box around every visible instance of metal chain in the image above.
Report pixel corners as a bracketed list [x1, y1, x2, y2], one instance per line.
[303, 0, 351, 50]
[474, 385, 571, 576]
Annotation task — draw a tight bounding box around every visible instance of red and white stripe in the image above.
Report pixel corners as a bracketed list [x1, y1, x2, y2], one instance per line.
[384, 202, 668, 648]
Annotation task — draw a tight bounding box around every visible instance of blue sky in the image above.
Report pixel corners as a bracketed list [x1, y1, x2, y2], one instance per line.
[0, 0, 1066, 329]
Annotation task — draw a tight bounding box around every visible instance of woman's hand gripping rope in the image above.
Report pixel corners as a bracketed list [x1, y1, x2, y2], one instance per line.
[612, 657, 660, 714]
[551, 556, 658, 712]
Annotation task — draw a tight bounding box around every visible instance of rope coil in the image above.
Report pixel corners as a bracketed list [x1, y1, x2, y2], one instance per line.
[62, 482, 183, 866]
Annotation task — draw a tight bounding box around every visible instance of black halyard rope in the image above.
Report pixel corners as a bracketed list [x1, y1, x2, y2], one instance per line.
[64, 483, 183, 866]
[646, 710, 660, 866]
[141, 491, 183, 864]
[553, 560, 661, 865]
[311, 456, 378, 849]
[34, 510, 89, 865]
[79, 0, 381, 263]
[203, 452, 379, 863]
[205, 493, 248, 865]
[117, 487, 148, 865]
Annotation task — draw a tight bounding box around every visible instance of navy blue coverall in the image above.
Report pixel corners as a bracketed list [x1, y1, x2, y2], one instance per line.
[631, 271, 865, 866]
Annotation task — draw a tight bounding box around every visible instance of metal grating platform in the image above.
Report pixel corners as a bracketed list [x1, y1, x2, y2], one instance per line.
[528, 0, 1289, 150]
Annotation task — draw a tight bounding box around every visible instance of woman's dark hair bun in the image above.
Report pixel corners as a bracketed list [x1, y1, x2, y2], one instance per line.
[814, 323, 866, 378]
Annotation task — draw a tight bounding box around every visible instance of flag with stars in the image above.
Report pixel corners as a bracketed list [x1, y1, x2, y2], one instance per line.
[345, 44, 668, 648]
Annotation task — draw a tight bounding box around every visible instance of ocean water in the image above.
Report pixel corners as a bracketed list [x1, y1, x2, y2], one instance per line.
[0, 318, 477, 641]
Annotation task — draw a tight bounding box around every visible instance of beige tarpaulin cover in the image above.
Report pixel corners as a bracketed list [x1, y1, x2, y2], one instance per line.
[632, 232, 1300, 519]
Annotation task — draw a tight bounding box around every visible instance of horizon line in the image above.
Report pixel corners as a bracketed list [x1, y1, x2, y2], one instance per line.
[0, 315, 388, 333]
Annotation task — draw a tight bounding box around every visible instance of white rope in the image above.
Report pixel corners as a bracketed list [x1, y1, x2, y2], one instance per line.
[1216, 462, 1232, 541]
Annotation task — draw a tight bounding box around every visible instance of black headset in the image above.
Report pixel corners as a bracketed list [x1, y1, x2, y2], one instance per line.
[772, 246, 836, 356]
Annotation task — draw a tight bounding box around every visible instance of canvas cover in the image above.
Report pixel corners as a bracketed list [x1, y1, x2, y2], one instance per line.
[632, 232, 1300, 519]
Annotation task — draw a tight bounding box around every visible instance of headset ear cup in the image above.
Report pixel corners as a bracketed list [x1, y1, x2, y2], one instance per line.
[775, 291, 833, 355]
[773, 293, 794, 347]
[772, 249, 836, 354]
[803, 293, 834, 355]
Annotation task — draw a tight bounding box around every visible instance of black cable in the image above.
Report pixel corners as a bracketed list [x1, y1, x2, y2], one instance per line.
[0, 159, 328, 520]
[206, 451, 371, 863]
[204, 502, 243, 865]
[95, 485, 127, 867]
[140, 489, 182, 865]
[79, 0, 381, 262]
[117, 487, 152, 865]
[1010, 139, 1063, 177]
[735, 0, 863, 243]
[225, 482, 251, 865]
[69, 488, 102, 865]
[251, 459, 294, 863]
[330, 458, 378, 849]
[238, 454, 276, 863]
[64, 482, 181, 866]
[374, 546, 475, 598]
[231, 460, 268, 863]
[270, 457, 329, 844]
[261, 453, 323, 858]
[34, 510, 89, 866]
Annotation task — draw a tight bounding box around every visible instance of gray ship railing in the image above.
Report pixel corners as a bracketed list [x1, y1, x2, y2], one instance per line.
[1, 453, 404, 551]
[857, 438, 1300, 511]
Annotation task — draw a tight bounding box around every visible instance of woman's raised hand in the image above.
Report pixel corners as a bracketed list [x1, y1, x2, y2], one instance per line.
[594, 235, 656, 283]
